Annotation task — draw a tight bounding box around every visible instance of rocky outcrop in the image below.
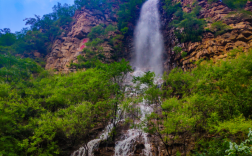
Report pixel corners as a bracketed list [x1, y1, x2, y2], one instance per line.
[162, 0, 252, 71]
[180, 24, 252, 70]
[45, 8, 118, 72]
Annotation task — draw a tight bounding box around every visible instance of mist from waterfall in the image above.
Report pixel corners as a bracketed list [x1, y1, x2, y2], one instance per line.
[133, 0, 164, 76]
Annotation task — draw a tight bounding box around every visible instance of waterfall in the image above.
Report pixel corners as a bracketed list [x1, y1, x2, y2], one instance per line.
[115, 0, 164, 154]
[71, 0, 163, 155]
[133, 0, 164, 76]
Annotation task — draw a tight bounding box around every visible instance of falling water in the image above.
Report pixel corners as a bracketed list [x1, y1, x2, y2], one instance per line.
[133, 0, 164, 76]
[114, 98, 153, 156]
[115, 0, 164, 154]
[71, 0, 163, 155]
[71, 123, 115, 156]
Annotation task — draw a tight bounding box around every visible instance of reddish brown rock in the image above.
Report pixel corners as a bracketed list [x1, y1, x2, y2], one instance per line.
[45, 8, 118, 72]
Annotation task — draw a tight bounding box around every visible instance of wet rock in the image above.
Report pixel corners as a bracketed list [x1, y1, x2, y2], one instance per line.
[134, 143, 145, 154]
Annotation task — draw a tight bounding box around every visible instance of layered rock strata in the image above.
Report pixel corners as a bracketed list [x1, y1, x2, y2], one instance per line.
[162, 0, 252, 71]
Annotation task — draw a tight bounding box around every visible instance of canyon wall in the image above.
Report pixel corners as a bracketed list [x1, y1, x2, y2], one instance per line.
[162, 0, 252, 71]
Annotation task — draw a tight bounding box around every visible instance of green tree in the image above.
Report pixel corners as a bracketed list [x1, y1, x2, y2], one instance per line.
[0, 29, 17, 47]
[173, 13, 206, 43]
[97, 59, 133, 141]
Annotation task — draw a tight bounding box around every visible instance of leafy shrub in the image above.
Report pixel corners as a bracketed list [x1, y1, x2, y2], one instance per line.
[117, 0, 145, 30]
[88, 24, 117, 40]
[0, 31, 17, 46]
[208, 0, 248, 10]
[226, 9, 252, 20]
[173, 13, 206, 43]
[181, 51, 187, 58]
[210, 21, 231, 36]
[223, 0, 248, 10]
[120, 27, 129, 35]
[162, 0, 182, 18]
[192, 5, 202, 16]
[192, 138, 230, 156]
[214, 115, 252, 135]
[0, 53, 43, 83]
[173, 46, 182, 54]
[161, 49, 252, 136]
[87, 25, 105, 39]
[74, 0, 114, 12]
[225, 128, 252, 156]
[104, 24, 117, 34]
[86, 38, 104, 47]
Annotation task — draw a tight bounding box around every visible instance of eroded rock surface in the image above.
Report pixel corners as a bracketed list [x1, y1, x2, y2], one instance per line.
[162, 0, 252, 71]
[45, 8, 118, 72]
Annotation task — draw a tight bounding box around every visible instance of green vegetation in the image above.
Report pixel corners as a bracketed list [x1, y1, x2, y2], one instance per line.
[225, 128, 252, 156]
[173, 11, 206, 43]
[0, 53, 42, 83]
[162, 0, 206, 43]
[181, 51, 187, 58]
[226, 9, 252, 21]
[162, 0, 183, 19]
[208, 0, 248, 10]
[173, 46, 182, 54]
[222, 0, 248, 10]
[87, 24, 117, 40]
[173, 46, 187, 58]
[74, 0, 116, 11]
[0, 3, 76, 56]
[70, 24, 121, 69]
[210, 21, 231, 36]
[0, 56, 132, 155]
[130, 49, 252, 155]
[0, 0, 146, 61]
[117, 0, 145, 31]
[2, 0, 252, 155]
[193, 129, 252, 156]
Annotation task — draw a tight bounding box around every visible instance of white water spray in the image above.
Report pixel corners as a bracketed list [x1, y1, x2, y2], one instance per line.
[114, 98, 153, 156]
[71, 123, 115, 156]
[115, 0, 164, 155]
[71, 0, 163, 155]
[133, 0, 164, 76]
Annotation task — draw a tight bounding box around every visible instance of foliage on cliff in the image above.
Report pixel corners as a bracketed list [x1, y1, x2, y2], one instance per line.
[208, 0, 248, 10]
[162, 0, 206, 43]
[117, 0, 145, 31]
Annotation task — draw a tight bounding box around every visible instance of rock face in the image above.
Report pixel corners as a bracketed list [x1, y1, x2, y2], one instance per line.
[45, 8, 118, 72]
[45, 0, 252, 73]
[161, 0, 252, 72]
[180, 25, 252, 70]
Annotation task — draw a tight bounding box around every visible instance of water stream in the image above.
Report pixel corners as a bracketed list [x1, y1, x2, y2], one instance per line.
[133, 0, 164, 76]
[71, 123, 115, 156]
[115, 0, 164, 153]
[71, 0, 164, 155]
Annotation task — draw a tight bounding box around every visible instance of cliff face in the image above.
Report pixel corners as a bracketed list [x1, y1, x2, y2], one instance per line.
[45, 8, 118, 72]
[45, 0, 252, 73]
[162, 0, 252, 71]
